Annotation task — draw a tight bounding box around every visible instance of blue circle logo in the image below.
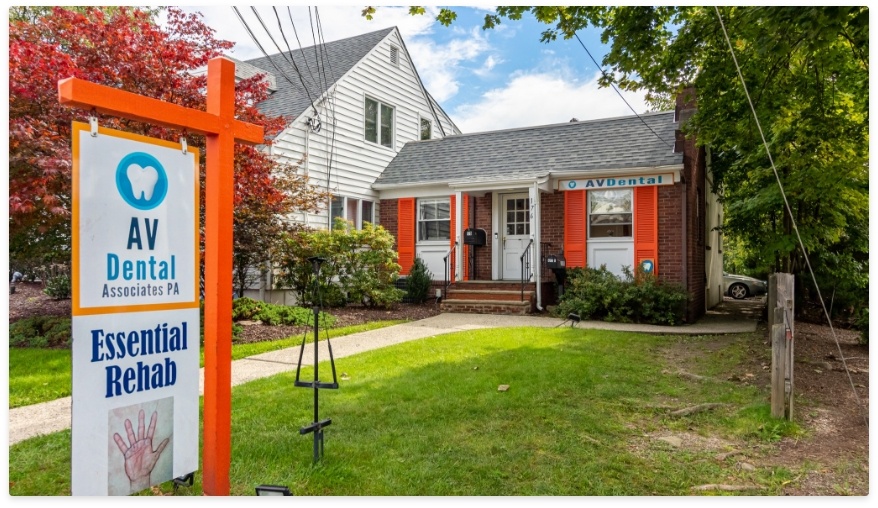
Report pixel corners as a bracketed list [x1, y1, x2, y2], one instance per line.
[115, 152, 168, 210]
[641, 260, 654, 273]
[567, 181, 577, 189]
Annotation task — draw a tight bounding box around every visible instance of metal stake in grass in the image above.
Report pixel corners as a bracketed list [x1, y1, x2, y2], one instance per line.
[294, 256, 339, 464]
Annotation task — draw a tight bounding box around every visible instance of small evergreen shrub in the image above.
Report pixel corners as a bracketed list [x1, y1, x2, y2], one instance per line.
[557, 266, 688, 325]
[43, 274, 71, 300]
[406, 258, 434, 304]
[9, 316, 72, 348]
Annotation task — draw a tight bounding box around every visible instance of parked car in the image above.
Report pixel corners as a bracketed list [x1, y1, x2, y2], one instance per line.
[723, 273, 768, 299]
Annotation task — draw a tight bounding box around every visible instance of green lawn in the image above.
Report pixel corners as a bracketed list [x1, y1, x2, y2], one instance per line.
[9, 326, 797, 496]
[8, 320, 405, 408]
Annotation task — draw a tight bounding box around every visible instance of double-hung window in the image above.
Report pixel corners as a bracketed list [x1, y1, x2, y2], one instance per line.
[588, 189, 633, 238]
[417, 198, 450, 241]
[364, 97, 394, 148]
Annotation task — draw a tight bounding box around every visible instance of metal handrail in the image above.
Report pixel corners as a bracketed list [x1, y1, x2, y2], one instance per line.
[520, 238, 534, 301]
[443, 241, 458, 301]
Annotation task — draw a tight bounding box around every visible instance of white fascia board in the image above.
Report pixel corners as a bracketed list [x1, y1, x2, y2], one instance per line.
[376, 183, 452, 200]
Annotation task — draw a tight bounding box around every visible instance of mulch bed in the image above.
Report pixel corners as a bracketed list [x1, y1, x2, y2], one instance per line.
[8, 281, 441, 345]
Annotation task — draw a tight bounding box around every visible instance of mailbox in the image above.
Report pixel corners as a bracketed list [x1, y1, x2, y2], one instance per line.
[546, 254, 566, 270]
[463, 228, 487, 246]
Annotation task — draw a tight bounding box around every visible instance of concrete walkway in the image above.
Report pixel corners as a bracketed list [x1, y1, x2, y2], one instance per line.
[8, 300, 761, 445]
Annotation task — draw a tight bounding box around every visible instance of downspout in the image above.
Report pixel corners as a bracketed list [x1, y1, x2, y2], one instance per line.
[681, 181, 688, 315]
[533, 181, 543, 311]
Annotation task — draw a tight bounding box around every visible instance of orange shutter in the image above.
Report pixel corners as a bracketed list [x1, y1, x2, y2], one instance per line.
[461, 194, 470, 280]
[634, 186, 658, 275]
[564, 190, 587, 268]
[449, 194, 456, 280]
[398, 198, 416, 275]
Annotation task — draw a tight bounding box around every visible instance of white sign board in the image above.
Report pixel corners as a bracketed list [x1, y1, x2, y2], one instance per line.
[559, 173, 675, 191]
[71, 122, 200, 496]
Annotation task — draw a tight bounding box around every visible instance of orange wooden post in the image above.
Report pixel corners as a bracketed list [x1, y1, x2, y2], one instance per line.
[59, 56, 263, 496]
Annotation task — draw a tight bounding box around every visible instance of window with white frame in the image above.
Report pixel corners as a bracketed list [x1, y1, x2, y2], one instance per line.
[331, 195, 375, 230]
[420, 117, 432, 140]
[364, 97, 394, 148]
[588, 189, 633, 238]
[418, 198, 450, 241]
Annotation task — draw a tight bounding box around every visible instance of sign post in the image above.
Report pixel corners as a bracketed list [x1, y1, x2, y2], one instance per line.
[60, 57, 263, 495]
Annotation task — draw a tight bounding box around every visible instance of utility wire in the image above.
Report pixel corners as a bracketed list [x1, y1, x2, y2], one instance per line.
[247, 6, 318, 114]
[714, 6, 867, 426]
[314, 7, 339, 200]
[570, 30, 674, 150]
[287, 6, 320, 90]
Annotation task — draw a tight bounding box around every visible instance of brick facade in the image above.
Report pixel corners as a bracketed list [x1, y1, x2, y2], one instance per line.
[380, 90, 708, 320]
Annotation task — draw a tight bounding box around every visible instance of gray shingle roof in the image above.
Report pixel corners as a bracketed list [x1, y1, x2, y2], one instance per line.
[374, 111, 682, 187]
[245, 27, 395, 121]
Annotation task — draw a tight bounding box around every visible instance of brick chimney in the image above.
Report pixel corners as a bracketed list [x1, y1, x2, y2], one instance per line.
[674, 86, 697, 153]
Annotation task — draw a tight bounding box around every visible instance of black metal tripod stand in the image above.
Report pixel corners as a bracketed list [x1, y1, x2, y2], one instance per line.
[294, 256, 339, 463]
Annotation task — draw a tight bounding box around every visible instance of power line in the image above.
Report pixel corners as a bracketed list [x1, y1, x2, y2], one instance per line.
[714, 6, 867, 426]
[570, 30, 674, 150]
[286, 6, 319, 90]
[246, 6, 318, 115]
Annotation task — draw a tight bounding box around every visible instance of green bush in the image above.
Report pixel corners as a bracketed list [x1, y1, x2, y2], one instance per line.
[557, 266, 688, 325]
[231, 297, 336, 328]
[276, 218, 404, 309]
[43, 274, 71, 300]
[9, 316, 72, 348]
[855, 307, 868, 345]
[406, 258, 434, 304]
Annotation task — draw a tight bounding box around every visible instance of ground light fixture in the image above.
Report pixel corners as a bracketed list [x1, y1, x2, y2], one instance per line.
[255, 485, 292, 496]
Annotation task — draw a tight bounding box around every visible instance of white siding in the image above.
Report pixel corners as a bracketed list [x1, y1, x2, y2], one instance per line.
[270, 29, 456, 230]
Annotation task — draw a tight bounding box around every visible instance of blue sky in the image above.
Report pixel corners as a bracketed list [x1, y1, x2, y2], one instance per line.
[177, 5, 649, 134]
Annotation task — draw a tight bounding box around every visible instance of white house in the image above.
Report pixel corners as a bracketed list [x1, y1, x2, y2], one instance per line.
[214, 27, 460, 301]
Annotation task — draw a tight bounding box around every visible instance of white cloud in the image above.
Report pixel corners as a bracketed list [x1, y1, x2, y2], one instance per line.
[451, 71, 650, 134]
[406, 26, 491, 102]
[472, 55, 501, 77]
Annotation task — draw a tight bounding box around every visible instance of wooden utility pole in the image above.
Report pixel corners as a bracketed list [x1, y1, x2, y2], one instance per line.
[59, 57, 264, 495]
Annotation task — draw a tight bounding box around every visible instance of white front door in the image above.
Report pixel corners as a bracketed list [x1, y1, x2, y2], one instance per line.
[500, 193, 531, 280]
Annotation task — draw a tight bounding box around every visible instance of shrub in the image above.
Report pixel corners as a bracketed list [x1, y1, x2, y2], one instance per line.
[556, 265, 688, 325]
[405, 258, 434, 304]
[9, 316, 72, 348]
[43, 274, 71, 300]
[276, 218, 404, 309]
[231, 297, 336, 328]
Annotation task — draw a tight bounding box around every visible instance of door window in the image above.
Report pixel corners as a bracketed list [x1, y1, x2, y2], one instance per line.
[505, 198, 530, 235]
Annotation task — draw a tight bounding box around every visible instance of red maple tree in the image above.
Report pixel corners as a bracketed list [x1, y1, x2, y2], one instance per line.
[9, 7, 324, 288]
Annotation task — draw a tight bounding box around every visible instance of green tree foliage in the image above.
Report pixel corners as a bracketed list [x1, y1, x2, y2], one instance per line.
[391, 6, 869, 314]
[276, 218, 405, 309]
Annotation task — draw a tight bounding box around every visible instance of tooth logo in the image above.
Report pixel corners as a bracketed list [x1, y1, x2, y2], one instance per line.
[115, 152, 168, 210]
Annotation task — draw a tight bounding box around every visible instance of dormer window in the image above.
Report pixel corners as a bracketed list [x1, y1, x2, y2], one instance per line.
[420, 117, 432, 140]
[390, 45, 399, 66]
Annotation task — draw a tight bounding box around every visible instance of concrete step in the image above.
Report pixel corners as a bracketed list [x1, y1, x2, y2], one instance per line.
[446, 289, 533, 302]
[440, 298, 533, 315]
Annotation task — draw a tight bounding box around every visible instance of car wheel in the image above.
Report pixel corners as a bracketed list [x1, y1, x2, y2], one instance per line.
[729, 283, 749, 300]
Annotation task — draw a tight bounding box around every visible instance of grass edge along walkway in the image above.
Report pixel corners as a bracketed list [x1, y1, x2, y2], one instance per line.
[9, 326, 798, 496]
[8, 320, 406, 409]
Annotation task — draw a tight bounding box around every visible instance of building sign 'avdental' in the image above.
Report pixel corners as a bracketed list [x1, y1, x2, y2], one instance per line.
[71, 122, 200, 496]
[559, 173, 674, 191]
